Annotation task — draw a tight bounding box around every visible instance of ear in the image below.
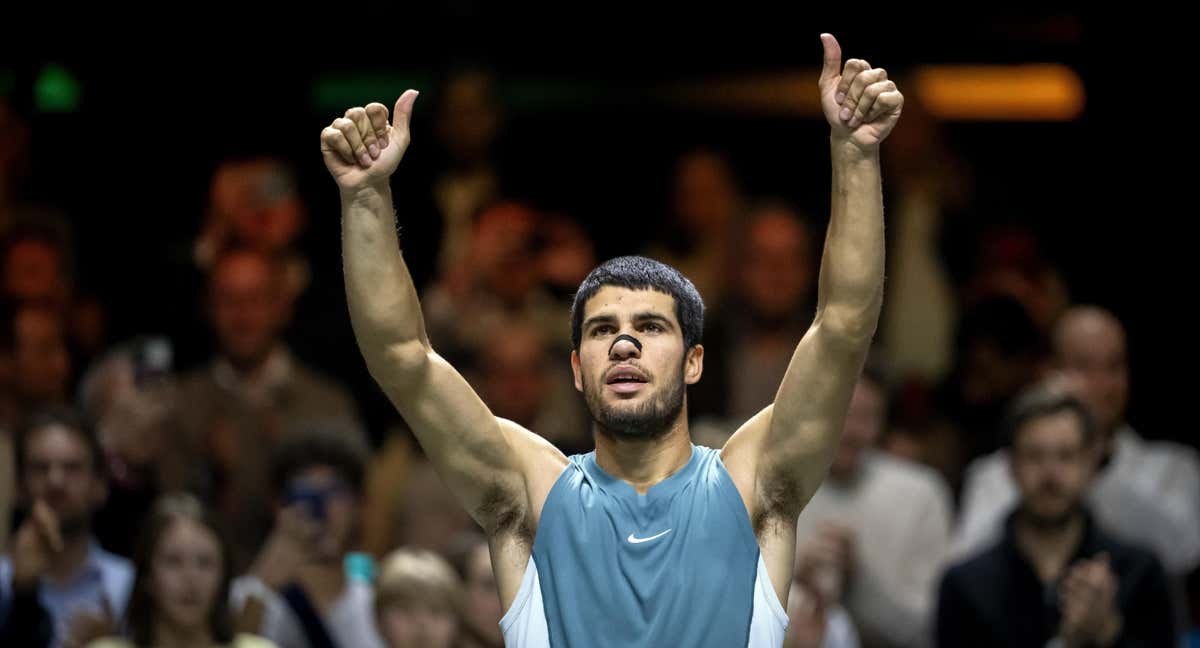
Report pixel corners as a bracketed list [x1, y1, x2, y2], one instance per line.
[684, 344, 704, 385]
[571, 349, 583, 392]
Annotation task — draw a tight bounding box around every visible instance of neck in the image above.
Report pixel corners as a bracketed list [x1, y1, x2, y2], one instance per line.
[46, 532, 91, 584]
[153, 618, 213, 648]
[593, 417, 692, 495]
[1014, 509, 1085, 583]
[298, 562, 346, 611]
[225, 346, 278, 380]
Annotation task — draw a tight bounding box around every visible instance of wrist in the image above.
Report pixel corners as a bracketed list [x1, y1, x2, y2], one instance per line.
[830, 136, 880, 164]
[339, 181, 391, 207]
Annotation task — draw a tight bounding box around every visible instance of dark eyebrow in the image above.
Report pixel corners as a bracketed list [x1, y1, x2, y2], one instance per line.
[633, 312, 675, 330]
[582, 314, 619, 331]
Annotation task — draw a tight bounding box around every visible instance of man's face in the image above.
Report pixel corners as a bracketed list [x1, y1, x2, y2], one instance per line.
[23, 425, 105, 537]
[830, 379, 885, 479]
[1010, 411, 1095, 528]
[12, 307, 71, 403]
[209, 252, 283, 368]
[3, 239, 68, 303]
[1054, 313, 1128, 435]
[288, 466, 358, 563]
[481, 328, 548, 427]
[740, 211, 814, 322]
[571, 286, 702, 438]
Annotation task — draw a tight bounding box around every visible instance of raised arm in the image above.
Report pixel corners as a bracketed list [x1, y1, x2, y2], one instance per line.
[724, 33, 900, 524]
[322, 92, 564, 534]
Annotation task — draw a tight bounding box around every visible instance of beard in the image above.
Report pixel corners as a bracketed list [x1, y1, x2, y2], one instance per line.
[583, 366, 686, 440]
[1019, 494, 1083, 531]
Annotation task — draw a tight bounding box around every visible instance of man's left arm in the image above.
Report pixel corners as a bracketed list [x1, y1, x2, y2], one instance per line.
[723, 33, 901, 525]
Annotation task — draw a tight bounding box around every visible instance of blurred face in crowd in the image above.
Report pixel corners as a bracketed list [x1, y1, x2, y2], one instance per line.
[11, 305, 71, 404]
[436, 71, 500, 168]
[1053, 308, 1128, 436]
[23, 424, 105, 538]
[829, 377, 885, 480]
[572, 286, 702, 439]
[378, 598, 458, 648]
[740, 208, 814, 323]
[3, 238, 68, 303]
[209, 159, 306, 252]
[461, 541, 503, 645]
[1009, 410, 1094, 528]
[208, 250, 286, 370]
[289, 465, 358, 563]
[672, 151, 739, 238]
[149, 517, 225, 635]
[470, 203, 541, 303]
[480, 327, 548, 427]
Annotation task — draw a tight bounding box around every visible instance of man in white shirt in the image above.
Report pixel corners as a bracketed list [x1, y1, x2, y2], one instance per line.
[794, 366, 953, 648]
[954, 305, 1200, 575]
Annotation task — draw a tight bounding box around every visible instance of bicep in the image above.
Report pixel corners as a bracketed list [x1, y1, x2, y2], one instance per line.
[374, 349, 528, 527]
[723, 321, 870, 520]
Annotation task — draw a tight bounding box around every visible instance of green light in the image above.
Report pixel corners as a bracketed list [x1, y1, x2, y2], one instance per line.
[35, 64, 82, 113]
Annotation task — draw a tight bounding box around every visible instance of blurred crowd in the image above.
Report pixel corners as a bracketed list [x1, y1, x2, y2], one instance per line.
[0, 67, 1194, 648]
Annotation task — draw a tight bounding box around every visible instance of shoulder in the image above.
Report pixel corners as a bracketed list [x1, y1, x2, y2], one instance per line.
[867, 452, 950, 499]
[942, 541, 1006, 590]
[962, 449, 1009, 484]
[95, 547, 135, 585]
[1091, 527, 1166, 578]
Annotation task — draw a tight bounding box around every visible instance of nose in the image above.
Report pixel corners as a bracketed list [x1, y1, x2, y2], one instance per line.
[609, 335, 641, 361]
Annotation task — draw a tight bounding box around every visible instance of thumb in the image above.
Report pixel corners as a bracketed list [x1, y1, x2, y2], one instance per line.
[392, 89, 420, 132]
[819, 33, 842, 86]
[32, 500, 63, 554]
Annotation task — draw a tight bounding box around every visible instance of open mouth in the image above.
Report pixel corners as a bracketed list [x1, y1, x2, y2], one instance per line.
[606, 366, 648, 393]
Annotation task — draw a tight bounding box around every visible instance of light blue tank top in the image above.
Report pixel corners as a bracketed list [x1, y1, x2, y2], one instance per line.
[500, 444, 788, 647]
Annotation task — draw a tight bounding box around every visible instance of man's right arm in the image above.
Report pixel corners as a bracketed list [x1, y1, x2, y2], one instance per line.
[324, 91, 565, 532]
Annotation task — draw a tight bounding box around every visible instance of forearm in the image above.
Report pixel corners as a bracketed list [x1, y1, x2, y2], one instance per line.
[341, 184, 430, 362]
[816, 139, 886, 343]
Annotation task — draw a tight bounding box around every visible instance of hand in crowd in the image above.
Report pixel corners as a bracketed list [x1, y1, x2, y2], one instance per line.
[250, 504, 322, 590]
[1058, 553, 1122, 648]
[11, 500, 63, 591]
[794, 521, 856, 604]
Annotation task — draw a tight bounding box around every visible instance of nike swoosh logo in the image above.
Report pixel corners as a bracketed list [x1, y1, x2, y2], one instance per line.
[627, 529, 672, 544]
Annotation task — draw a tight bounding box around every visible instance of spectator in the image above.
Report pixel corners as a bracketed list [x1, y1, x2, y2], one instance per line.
[0, 408, 133, 648]
[937, 384, 1174, 647]
[85, 493, 276, 648]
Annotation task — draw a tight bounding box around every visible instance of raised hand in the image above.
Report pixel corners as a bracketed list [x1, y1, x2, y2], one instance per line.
[818, 34, 903, 152]
[321, 90, 419, 193]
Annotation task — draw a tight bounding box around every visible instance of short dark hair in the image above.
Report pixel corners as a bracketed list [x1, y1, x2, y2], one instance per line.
[15, 406, 104, 479]
[270, 428, 368, 497]
[125, 494, 235, 646]
[570, 256, 704, 351]
[1003, 384, 1096, 449]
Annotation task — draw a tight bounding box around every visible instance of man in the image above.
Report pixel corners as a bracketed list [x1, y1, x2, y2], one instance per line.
[937, 385, 1174, 647]
[954, 306, 1200, 576]
[793, 367, 952, 648]
[176, 247, 366, 569]
[0, 409, 133, 648]
[321, 33, 900, 646]
[233, 429, 385, 648]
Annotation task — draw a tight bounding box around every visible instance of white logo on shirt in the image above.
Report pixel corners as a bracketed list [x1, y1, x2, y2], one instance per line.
[627, 529, 673, 544]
